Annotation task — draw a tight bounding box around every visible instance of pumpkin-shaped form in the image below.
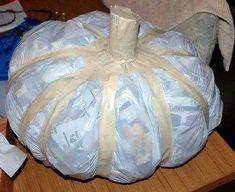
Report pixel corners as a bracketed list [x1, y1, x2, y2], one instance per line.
[6, 6, 222, 183]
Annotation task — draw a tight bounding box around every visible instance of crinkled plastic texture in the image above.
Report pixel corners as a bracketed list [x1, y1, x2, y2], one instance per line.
[6, 11, 223, 183]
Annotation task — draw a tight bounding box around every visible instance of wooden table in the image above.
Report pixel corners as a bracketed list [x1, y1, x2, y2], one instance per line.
[13, 130, 235, 192]
[3, 0, 235, 191]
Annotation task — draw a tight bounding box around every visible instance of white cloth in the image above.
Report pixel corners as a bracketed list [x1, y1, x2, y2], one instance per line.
[0, 133, 26, 177]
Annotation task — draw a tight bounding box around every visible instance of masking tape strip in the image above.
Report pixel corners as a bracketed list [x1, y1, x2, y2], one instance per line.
[96, 76, 118, 177]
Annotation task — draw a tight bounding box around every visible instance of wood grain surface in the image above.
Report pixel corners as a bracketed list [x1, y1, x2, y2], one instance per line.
[13, 131, 235, 192]
[3, 0, 235, 191]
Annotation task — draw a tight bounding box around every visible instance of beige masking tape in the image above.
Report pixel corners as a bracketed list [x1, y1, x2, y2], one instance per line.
[96, 75, 118, 177]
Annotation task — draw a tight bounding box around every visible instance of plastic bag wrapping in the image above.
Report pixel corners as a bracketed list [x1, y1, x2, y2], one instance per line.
[6, 8, 222, 183]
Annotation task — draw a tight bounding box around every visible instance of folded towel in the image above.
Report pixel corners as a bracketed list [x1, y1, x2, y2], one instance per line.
[103, 0, 234, 71]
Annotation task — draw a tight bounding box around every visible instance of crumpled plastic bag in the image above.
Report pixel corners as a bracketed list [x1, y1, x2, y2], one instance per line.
[6, 6, 222, 183]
